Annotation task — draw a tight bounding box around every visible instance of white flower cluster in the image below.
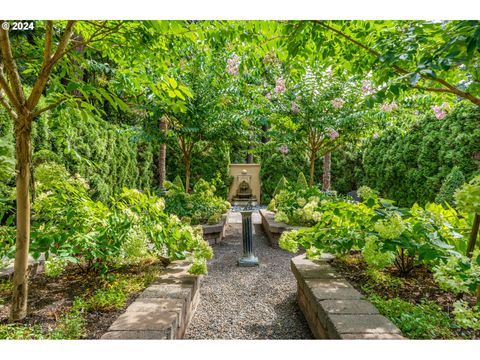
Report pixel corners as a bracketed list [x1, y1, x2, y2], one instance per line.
[294, 197, 322, 224]
[374, 212, 405, 239]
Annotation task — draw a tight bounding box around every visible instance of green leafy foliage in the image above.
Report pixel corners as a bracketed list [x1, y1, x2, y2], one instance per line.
[0, 324, 45, 340]
[361, 103, 480, 207]
[452, 301, 480, 331]
[435, 166, 466, 206]
[368, 295, 453, 339]
[164, 178, 230, 225]
[0, 136, 14, 182]
[258, 142, 309, 203]
[361, 236, 395, 269]
[31, 108, 157, 204]
[278, 187, 468, 274]
[26, 162, 212, 275]
[269, 184, 339, 227]
[44, 257, 68, 278]
[433, 255, 480, 295]
[88, 287, 127, 311]
[50, 298, 87, 339]
[455, 175, 480, 214]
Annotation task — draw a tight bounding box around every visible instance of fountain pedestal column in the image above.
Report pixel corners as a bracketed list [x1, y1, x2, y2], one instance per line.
[237, 210, 258, 267]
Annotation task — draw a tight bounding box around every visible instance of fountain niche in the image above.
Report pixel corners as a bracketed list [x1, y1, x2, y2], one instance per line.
[228, 165, 261, 206]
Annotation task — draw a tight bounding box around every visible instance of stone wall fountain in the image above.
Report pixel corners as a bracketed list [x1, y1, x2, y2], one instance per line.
[228, 164, 261, 206]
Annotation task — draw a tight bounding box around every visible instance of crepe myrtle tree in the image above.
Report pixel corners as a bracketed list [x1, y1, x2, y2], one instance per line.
[162, 51, 235, 193]
[221, 48, 284, 164]
[268, 64, 370, 189]
[0, 20, 192, 321]
[0, 21, 88, 321]
[283, 20, 480, 108]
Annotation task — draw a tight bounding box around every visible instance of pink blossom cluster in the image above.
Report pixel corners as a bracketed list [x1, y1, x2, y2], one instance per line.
[331, 98, 345, 109]
[279, 144, 289, 155]
[362, 80, 375, 95]
[327, 128, 339, 140]
[226, 55, 240, 75]
[380, 101, 399, 112]
[431, 103, 449, 120]
[291, 102, 300, 114]
[274, 78, 286, 93]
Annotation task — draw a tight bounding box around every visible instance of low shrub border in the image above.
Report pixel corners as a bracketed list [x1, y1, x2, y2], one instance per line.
[101, 259, 201, 340]
[259, 209, 306, 248]
[291, 254, 404, 339]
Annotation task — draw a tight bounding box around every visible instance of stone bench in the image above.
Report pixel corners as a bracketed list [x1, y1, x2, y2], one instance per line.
[101, 260, 201, 340]
[259, 209, 305, 248]
[201, 215, 227, 245]
[291, 254, 404, 339]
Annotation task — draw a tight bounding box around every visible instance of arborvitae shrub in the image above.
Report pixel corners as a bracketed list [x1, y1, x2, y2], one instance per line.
[435, 167, 466, 206]
[273, 176, 288, 197]
[361, 103, 480, 206]
[173, 175, 185, 192]
[297, 171, 308, 189]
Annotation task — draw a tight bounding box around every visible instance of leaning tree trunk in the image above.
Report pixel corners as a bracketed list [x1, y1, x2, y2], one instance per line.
[466, 213, 480, 258]
[322, 152, 331, 191]
[11, 116, 32, 321]
[158, 118, 168, 189]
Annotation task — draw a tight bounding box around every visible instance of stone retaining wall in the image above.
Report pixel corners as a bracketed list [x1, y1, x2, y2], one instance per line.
[259, 209, 305, 248]
[291, 254, 404, 339]
[201, 215, 227, 245]
[0, 255, 45, 281]
[101, 260, 200, 340]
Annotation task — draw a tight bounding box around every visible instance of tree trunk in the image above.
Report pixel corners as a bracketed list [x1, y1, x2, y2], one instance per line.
[308, 151, 316, 187]
[11, 115, 32, 321]
[261, 124, 270, 144]
[185, 156, 191, 193]
[466, 213, 480, 258]
[158, 118, 168, 189]
[246, 143, 254, 164]
[322, 152, 332, 191]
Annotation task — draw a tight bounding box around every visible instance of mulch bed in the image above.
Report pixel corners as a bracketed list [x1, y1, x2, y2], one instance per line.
[0, 260, 166, 339]
[330, 251, 480, 339]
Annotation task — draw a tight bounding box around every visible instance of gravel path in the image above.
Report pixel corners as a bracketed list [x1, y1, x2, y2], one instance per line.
[185, 221, 313, 339]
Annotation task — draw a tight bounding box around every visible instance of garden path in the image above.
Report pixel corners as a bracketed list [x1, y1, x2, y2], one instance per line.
[184, 211, 313, 339]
